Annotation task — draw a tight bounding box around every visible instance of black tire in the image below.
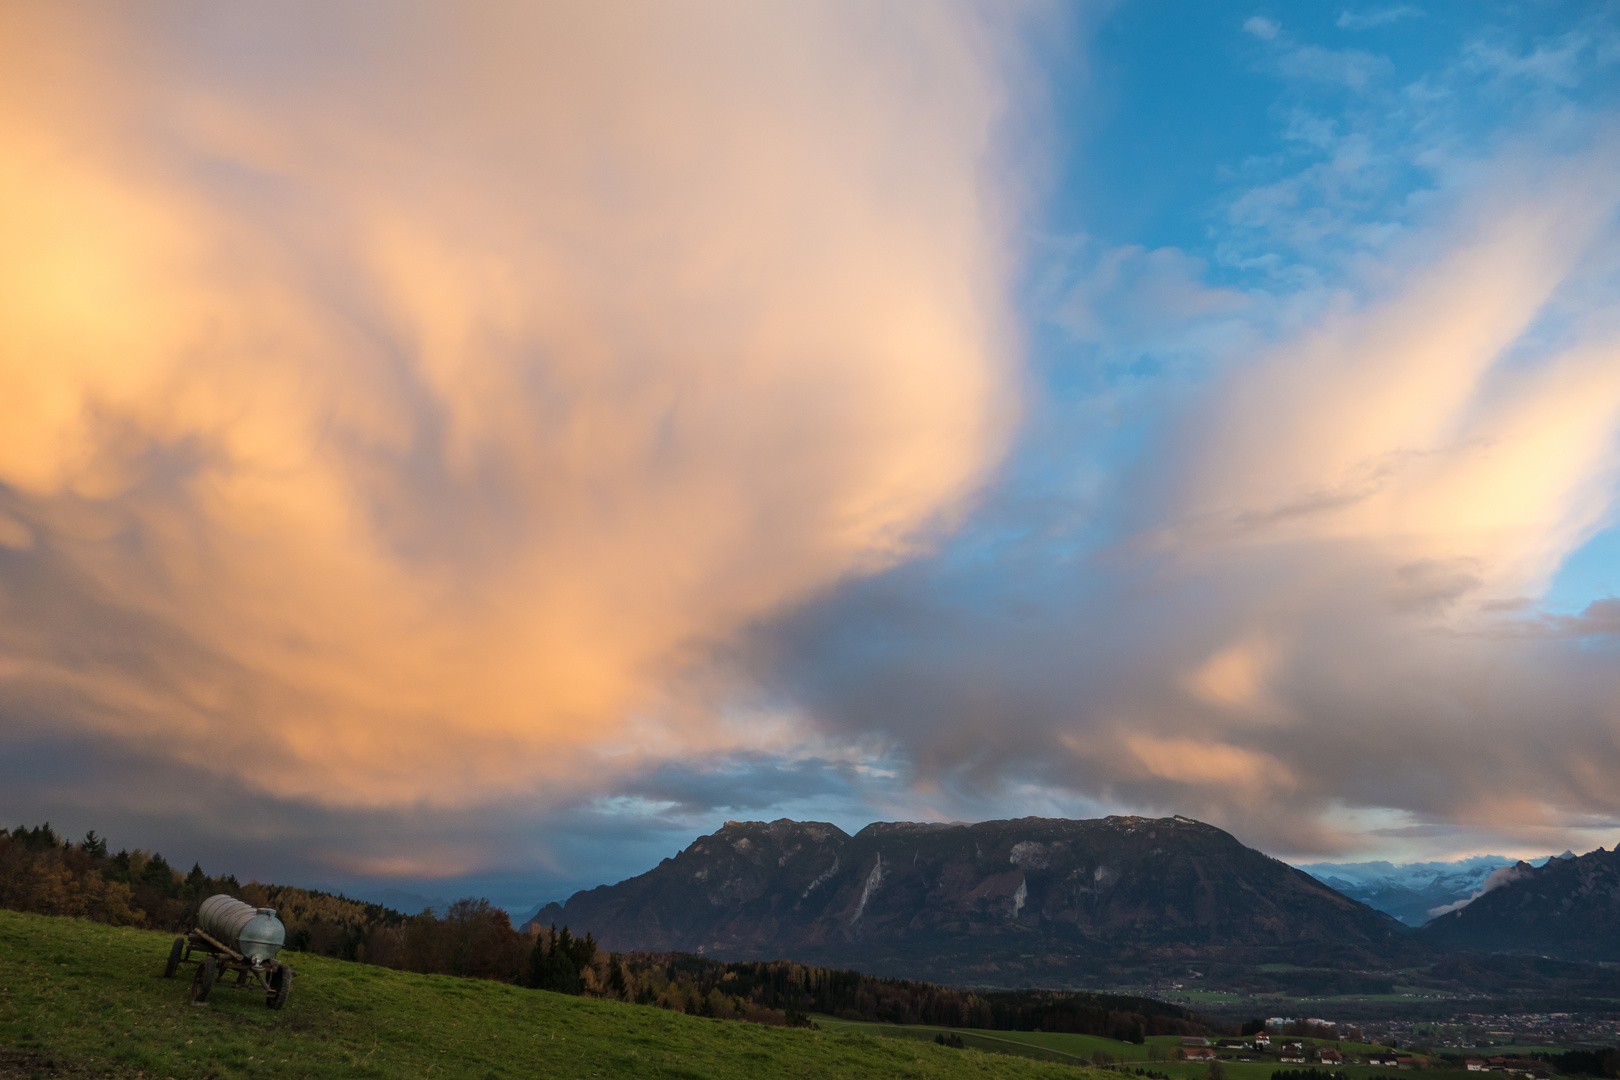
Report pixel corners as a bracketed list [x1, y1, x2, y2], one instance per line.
[163, 937, 184, 978]
[266, 963, 292, 1010]
[191, 955, 216, 1004]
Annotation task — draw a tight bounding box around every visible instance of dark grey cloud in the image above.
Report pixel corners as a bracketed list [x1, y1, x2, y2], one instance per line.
[742, 529, 1620, 859]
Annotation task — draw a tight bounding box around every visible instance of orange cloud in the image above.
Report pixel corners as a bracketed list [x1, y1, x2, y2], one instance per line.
[1173, 152, 1620, 606]
[1065, 731, 1298, 807]
[1182, 635, 1283, 718]
[0, 4, 1019, 806]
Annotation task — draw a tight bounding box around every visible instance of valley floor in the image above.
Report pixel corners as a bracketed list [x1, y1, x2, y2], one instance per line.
[812, 1017, 1552, 1080]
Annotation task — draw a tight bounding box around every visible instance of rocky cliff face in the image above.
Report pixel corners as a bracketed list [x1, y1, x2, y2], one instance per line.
[528, 815, 1418, 985]
[1418, 847, 1620, 960]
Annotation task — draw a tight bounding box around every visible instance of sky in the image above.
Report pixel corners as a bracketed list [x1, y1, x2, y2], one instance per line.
[2, 1, 1619, 916]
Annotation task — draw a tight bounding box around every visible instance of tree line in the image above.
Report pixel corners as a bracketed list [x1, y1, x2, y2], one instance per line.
[0, 821, 1218, 1037]
[1542, 1050, 1620, 1079]
[603, 953, 1214, 1036]
[0, 823, 240, 931]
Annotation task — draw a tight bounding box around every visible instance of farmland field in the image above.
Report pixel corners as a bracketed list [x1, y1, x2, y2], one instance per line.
[812, 1019, 1487, 1080]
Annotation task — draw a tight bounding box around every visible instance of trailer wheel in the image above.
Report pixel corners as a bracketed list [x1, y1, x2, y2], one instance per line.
[191, 955, 216, 1004]
[163, 937, 185, 978]
[266, 963, 292, 1010]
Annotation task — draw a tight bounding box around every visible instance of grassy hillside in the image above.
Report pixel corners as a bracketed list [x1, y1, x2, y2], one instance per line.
[0, 908, 1095, 1079]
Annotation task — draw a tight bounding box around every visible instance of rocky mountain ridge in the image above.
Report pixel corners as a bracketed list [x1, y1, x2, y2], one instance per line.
[1418, 846, 1620, 961]
[528, 814, 1420, 986]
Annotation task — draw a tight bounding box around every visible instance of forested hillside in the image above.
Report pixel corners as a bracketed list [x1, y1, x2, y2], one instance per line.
[0, 821, 1217, 1038]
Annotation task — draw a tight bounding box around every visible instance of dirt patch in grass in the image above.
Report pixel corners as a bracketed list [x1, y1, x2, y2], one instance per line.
[0, 1049, 125, 1079]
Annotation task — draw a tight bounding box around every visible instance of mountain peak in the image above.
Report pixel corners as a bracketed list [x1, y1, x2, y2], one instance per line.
[528, 813, 1420, 985]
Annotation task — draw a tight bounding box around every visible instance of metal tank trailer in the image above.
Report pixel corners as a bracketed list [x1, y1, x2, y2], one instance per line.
[163, 894, 293, 1008]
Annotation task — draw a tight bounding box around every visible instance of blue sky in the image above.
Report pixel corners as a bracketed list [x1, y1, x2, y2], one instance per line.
[1, 1, 1618, 915]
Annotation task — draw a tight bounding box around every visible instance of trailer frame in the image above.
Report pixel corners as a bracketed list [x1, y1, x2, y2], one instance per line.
[163, 926, 291, 1009]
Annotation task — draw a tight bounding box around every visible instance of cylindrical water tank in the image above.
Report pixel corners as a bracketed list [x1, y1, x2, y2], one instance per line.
[197, 894, 286, 963]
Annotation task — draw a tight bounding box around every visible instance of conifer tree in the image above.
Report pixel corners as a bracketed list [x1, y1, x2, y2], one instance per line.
[526, 933, 548, 989]
[609, 959, 628, 999]
[141, 853, 178, 898]
[529, 924, 584, 994]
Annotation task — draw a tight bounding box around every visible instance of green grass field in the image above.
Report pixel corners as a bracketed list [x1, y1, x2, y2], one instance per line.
[813, 1016, 1131, 1065]
[811, 1019, 1493, 1080]
[0, 908, 1097, 1079]
[1149, 987, 1454, 1007]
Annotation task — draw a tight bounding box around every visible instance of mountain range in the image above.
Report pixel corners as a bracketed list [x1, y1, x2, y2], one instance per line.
[1296, 855, 1518, 926]
[1417, 846, 1620, 961]
[1296, 853, 1581, 926]
[527, 815, 1421, 987]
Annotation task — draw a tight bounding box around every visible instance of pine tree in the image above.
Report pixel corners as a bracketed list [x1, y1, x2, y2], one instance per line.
[544, 947, 581, 994]
[16, 823, 60, 850]
[141, 853, 179, 898]
[529, 925, 584, 994]
[609, 959, 627, 999]
[569, 931, 597, 970]
[526, 933, 548, 989]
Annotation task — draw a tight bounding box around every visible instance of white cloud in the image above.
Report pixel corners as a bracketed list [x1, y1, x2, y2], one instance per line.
[1336, 6, 1424, 32]
[1275, 45, 1394, 92]
[1245, 16, 1281, 41]
[1055, 241, 1256, 360]
[1426, 861, 1533, 916]
[1465, 33, 1591, 89]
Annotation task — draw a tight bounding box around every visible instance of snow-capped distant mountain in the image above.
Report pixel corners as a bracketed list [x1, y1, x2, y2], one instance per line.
[1295, 855, 1548, 926]
[1418, 848, 1620, 960]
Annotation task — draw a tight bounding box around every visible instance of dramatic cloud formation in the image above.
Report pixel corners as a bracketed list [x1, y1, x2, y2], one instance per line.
[747, 8, 1620, 863]
[0, 3, 1019, 821]
[4, 2, 1619, 905]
